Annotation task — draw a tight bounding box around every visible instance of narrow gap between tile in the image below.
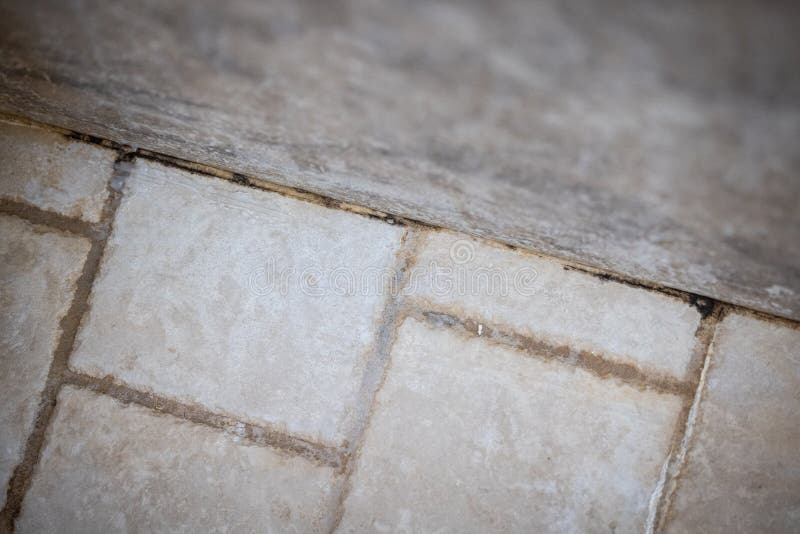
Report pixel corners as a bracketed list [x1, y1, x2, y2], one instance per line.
[647, 304, 726, 533]
[61, 370, 343, 470]
[326, 230, 425, 534]
[412, 306, 695, 398]
[0, 151, 132, 532]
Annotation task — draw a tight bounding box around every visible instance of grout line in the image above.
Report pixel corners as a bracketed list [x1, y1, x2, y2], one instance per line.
[646, 303, 726, 533]
[60, 370, 343, 470]
[1, 111, 797, 327]
[0, 199, 97, 239]
[0, 151, 132, 533]
[135, 149, 411, 226]
[682, 299, 724, 393]
[325, 230, 425, 534]
[412, 306, 694, 398]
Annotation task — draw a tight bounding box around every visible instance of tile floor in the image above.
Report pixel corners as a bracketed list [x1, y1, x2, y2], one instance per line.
[1, 119, 799, 533]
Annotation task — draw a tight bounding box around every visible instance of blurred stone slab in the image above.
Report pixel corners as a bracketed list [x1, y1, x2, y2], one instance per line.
[412, 230, 702, 381]
[338, 318, 683, 532]
[17, 387, 338, 533]
[665, 314, 800, 533]
[0, 119, 115, 222]
[71, 160, 404, 446]
[0, 0, 798, 319]
[0, 215, 89, 509]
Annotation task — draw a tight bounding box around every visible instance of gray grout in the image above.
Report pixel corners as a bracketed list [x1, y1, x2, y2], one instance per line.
[325, 229, 426, 534]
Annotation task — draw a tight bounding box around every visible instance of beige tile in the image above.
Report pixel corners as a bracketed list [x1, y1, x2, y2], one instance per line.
[666, 314, 800, 533]
[0, 120, 115, 222]
[337, 318, 683, 533]
[410, 231, 702, 381]
[71, 160, 405, 446]
[0, 215, 90, 508]
[17, 386, 338, 533]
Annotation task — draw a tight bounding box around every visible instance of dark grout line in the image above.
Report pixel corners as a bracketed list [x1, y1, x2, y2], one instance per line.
[683, 300, 724, 390]
[0, 152, 130, 533]
[0, 199, 98, 240]
[326, 230, 425, 534]
[134, 148, 418, 227]
[647, 303, 726, 533]
[413, 307, 694, 398]
[5, 110, 796, 326]
[61, 371, 344, 471]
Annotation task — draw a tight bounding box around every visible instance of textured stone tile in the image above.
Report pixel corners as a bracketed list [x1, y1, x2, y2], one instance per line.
[0, 215, 90, 508]
[410, 231, 702, 381]
[2, 1, 799, 320]
[71, 160, 404, 446]
[0, 119, 115, 222]
[17, 386, 338, 533]
[337, 318, 683, 533]
[666, 314, 800, 533]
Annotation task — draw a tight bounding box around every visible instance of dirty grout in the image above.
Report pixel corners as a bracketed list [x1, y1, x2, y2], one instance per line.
[325, 230, 425, 534]
[0, 200, 98, 239]
[646, 303, 726, 533]
[411, 306, 694, 398]
[0, 151, 130, 532]
[61, 370, 344, 470]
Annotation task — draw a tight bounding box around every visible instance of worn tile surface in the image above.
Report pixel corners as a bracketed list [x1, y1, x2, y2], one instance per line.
[337, 318, 683, 533]
[666, 314, 800, 533]
[71, 160, 404, 446]
[0, 119, 114, 222]
[0, 215, 90, 509]
[17, 386, 338, 533]
[411, 231, 701, 381]
[1, 0, 798, 319]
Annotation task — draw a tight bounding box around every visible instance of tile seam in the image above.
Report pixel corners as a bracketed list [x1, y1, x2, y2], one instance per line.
[60, 370, 343, 470]
[0, 199, 98, 239]
[326, 230, 425, 534]
[0, 151, 132, 533]
[413, 307, 694, 398]
[1, 111, 797, 326]
[647, 304, 726, 533]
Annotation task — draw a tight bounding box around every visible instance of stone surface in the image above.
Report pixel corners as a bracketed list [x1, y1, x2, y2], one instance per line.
[411, 231, 701, 381]
[71, 159, 405, 446]
[0, 119, 115, 222]
[1, 0, 799, 319]
[665, 314, 800, 533]
[17, 386, 338, 533]
[337, 318, 683, 533]
[0, 215, 89, 509]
